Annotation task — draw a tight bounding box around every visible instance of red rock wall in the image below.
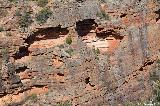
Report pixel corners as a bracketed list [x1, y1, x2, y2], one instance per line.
[0, 0, 159, 106]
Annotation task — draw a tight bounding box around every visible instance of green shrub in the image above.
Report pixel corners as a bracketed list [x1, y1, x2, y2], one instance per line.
[36, 8, 52, 24]
[27, 94, 38, 102]
[153, 81, 160, 103]
[150, 60, 160, 104]
[93, 48, 100, 55]
[56, 101, 71, 106]
[19, 11, 32, 28]
[150, 71, 159, 82]
[93, 48, 100, 60]
[37, 0, 48, 7]
[15, 9, 21, 16]
[0, 27, 4, 32]
[124, 102, 145, 106]
[1, 47, 10, 64]
[65, 36, 72, 45]
[8, 0, 17, 2]
[150, 59, 160, 81]
[99, 0, 107, 3]
[5, 32, 12, 36]
[97, 10, 109, 20]
[8, 0, 19, 4]
[65, 48, 73, 56]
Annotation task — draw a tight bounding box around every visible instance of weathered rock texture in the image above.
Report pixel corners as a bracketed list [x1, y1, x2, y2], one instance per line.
[0, 0, 160, 106]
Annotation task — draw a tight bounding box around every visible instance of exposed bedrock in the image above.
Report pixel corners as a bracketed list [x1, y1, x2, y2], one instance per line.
[0, 0, 159, 106]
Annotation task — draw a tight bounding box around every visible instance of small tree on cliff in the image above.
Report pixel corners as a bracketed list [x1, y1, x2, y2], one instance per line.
[36, 8, 52, 24]
[37, 0, 48, 7]
[65, 36, 72, 45]
[18, 10, 33, 31]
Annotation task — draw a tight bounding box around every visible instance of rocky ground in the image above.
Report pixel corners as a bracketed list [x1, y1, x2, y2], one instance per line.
[0, 0, 160, 106]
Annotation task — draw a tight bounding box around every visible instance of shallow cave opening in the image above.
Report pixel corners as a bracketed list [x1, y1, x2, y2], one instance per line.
[57, 73, 64, 76]
[85, 77, 90, 84]
[25, 26, 69, 45]
[0, 92, 7, 98]
[139, 61, 154, 71]
[15, 66, 28, 74]
[85, 77, 95, 87]
[96, 29, 124, 40]
[13, 46, 30, 60]
[76, 19, 98, 37]
[155, 9, 160, 22]
[33, 85, 46, 88]
[13, 26, 69, 60]
[75, 19, 124, 41]
[144, 61, 154, 66]
[120, 13, 127, 18]
[75, 0, 85, 3]
[139, 67, 143, 71]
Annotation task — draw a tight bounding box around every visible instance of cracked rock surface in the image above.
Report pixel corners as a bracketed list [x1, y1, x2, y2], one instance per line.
[0, 0, 160, 106]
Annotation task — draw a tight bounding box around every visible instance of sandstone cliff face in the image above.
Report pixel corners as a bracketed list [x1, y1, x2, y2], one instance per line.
[0, 0, 160, 106]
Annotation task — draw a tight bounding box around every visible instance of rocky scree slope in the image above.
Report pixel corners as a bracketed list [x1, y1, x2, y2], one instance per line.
[0, 0, 160, 106]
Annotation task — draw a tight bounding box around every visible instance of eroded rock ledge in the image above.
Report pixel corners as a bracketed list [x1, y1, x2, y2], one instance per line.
[0, 0, 160, 106]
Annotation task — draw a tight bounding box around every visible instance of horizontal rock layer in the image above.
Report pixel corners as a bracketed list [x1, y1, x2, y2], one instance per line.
[0, 0, 160, 106]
